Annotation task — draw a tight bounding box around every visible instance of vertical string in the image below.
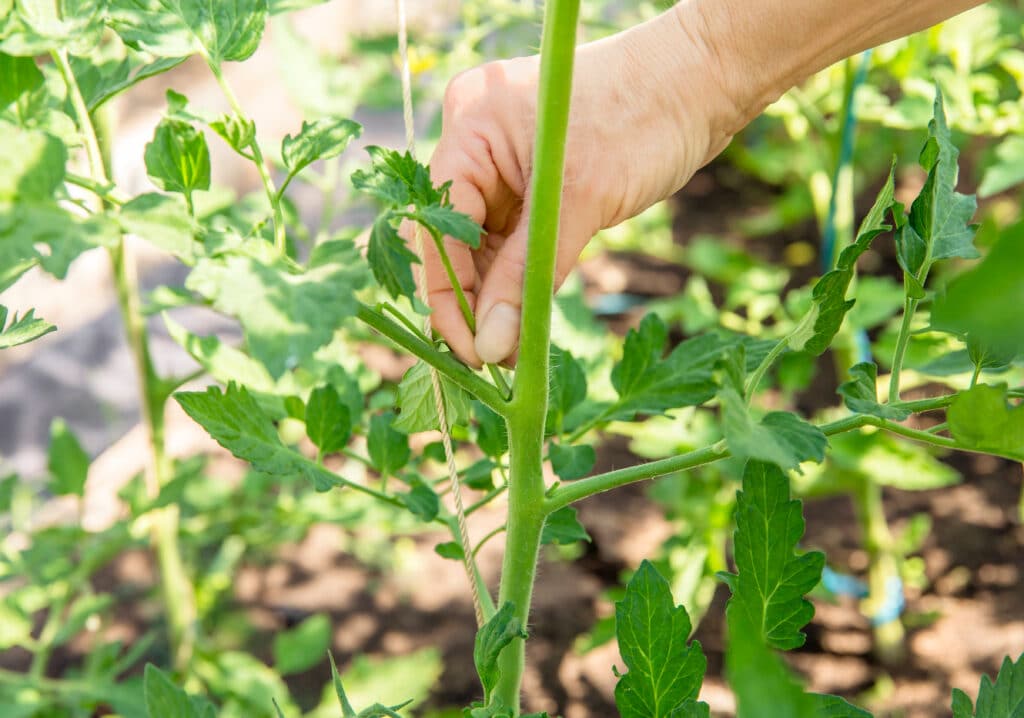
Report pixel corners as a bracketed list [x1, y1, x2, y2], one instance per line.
[396, 0, 485, 628]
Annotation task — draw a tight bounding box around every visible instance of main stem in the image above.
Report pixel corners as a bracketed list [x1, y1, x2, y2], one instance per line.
[492, 1, 580, 713]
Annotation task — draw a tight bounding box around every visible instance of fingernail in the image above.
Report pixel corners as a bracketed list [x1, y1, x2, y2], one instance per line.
[476, 302, 520, 364]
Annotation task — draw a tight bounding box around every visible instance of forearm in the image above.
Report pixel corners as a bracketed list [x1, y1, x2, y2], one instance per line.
[678, 0, 985, 133]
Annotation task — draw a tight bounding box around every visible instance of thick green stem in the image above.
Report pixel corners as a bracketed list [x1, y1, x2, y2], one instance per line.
[491, 1, 580, 712]
[207, 61, 287, 254]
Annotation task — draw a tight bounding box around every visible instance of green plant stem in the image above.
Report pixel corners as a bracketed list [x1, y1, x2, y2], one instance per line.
[465, 484, 508, 516]
[64, 172, 127, 205]
[207, 61, 287, 254]
[28, 591, 70, 680]
[493, 1, 580, 712]
[744, 338, 788, 401]
[356, 302, 507, 414]
[888, 295, 920, 402]
[54, 50, 197, 674]
[473, 524, 507, 559]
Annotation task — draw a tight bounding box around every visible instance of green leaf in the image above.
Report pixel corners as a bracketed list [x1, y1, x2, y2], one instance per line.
[109, 0, 269, 64]
[367, 412, 410, 478]
[352, 146, 437, 208]
[474, 602, 527, 704]
[144, 664, 199, 718]
[366, 214, 419, 300]
[47, 418, 89, 497]
[951, 652, 1024, 718]
[540, 506, 591, 546]
[393, 361, 470, 433]
[434, 541, 464, 560]
[979, 135, 1024, 198]
[329, 651, 358, 717]
[475, 401, 508, 459]
[273, 613, 331, 676]
[724, 624, 816, 718]
[185, 242, 366, 378]
[548, 442, 595, 481]
[414, 204, 482, 248]
[720, 389, 827, 473]
[811, 694, 873, 717]
[788, 165, 895, 355]
[0, 53, 44, 110]
[1, 0, 105, 56]
[74, 53, 188, 113]
[144, 118, 210, 197]
[400, 478, 439, 522]
[0, 125, 66, 201]
[282, 117, 361, 177]
[52, 593, 114, 647]
[305, 385, 351, 454]
[907, 90, 978, 264]
[175, 383, 338, 491]
[837, 363, 910, 420]
[614, 561, 707, 718]
[0, 306, 55, 348]
[948, 384, 1024, 461]
[547, 344, 587, 434]
[609, 315, 730, 420]
[210, 113, 255, 155]
[931, 222, 1024, 358]
[724, 461, 824, 650]
[119, 193, 200, 260]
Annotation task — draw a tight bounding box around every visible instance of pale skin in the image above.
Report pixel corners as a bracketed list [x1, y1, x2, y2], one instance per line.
[425, 0, 986, 367]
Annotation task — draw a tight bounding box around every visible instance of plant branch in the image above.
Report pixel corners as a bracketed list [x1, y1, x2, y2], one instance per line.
[744, 337, 788, 401]
[356, 302, 508, 414]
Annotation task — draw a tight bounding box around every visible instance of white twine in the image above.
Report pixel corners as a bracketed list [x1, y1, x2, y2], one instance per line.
[395, 0, 485, 628]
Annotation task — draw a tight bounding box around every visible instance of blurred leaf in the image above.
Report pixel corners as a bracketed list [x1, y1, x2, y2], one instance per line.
[932, 222, 1024, 358]
[0, 125, 66, 201]
[393, 361, 470, 433]
[541, 506, 590, 546]
[145, 118, 210, 198]
[53, 593, 114, 646]
[0, 598, 32, 650]
[951, 652, 1024, 718]
[144, 664, 198, 718]
[0, 53, 44, 109]
[475, 401, 508, 459]
[1, 0, 104, 56]
[979, 135, 1024, 197]
[305, 385, 351, 454]
[948, 384, 1024, 461]
[0, 306, 55, 348]
[548, 344, 587, 434]
[400, 478, 439, 522]
[720, 390, 827, 473]
[273, 614, 331, 676]
[548, 442, 595, 481]
[434, 541, 464, 560]
[119, 193, 200, 260]
[367, 412, 410, 478]
[614, 561, 707, 718]
[48, 418, 89, 497]
[282, 117, 361, 178]
[837, 363, 910, 420]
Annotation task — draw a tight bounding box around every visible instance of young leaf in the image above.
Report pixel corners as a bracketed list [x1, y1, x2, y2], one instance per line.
[609, 316, 729, 420]
[273, 613, 330, 676]
[723, 461, 825, 650]
[951, 652, 1024, 718]
[548, 442, 595, 481]
[614, 561, 708, 718]
[475, 401, 508, 459]
[0, 306, 55, 348]
[144, 118, 210, 198]
[414, 204, 482, 248]
[393, 361, 470, 433]
[720, 390, 827, 473]
[144, 664, 198, 718]
[837, 363, 910, 420]
[367, 214, 419, 300]
[947, 384, 1024, 461]
[47, 418, 89, 497]
[352, 146, 437, 207]
[210, 113, 255, 155]
[547, 344, 587, 434]
[282, 117, 361, 178]
[788, 165, 895, 355]
[908, 90, 979, 264]
[474, 602, 528, 704]
[176, 383, 337, 491]
[540, 506, 591, 546]
[367, 412, 410, 478]
[305, 385, 351, 454]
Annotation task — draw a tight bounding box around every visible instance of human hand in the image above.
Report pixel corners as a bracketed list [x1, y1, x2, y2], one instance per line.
[422, 5, 738, 367]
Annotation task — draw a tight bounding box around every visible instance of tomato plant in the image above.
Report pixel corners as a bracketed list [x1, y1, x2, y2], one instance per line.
[1, 0, 1023, 716]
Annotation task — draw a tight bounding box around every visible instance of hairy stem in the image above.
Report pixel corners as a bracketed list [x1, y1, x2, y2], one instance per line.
[493, 1, 580, 712]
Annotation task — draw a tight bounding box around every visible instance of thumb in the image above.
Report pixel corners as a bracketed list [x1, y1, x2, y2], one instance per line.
[474, 206, 594, 365]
